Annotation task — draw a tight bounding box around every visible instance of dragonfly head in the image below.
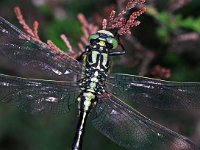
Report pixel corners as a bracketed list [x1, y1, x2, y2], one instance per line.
[88, 30, 118, 50]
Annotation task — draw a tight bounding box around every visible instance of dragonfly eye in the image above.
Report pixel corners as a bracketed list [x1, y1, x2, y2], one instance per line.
[88, 34, 99, 42]
[106, 37, 118, 49]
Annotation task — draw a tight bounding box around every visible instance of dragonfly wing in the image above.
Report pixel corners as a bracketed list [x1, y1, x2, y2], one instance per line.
[0, 74, 80, 114]
[92, 93, 198, 150]
[106, 73, 200, 110]
[0, 17, 82, 81]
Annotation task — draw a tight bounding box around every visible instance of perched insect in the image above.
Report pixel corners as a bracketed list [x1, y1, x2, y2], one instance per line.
[0, 1, 200, 150]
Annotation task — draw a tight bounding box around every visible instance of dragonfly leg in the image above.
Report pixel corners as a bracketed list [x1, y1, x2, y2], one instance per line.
[109, 50, 125, 55]
[109, 43, 126, 55]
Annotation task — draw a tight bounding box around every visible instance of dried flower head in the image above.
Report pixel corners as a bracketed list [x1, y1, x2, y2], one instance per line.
[77, 13, 98, 51]
[14, 6, 40, 42]
[103, 0, 146, 35]
[14, 6, 79, 58]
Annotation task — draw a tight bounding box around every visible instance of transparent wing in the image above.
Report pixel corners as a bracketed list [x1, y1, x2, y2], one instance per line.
[0, 17, 82, 81]
[106, 73, 200, 110]
[92, 93, 199, 150]
[0, 73, 80, 114]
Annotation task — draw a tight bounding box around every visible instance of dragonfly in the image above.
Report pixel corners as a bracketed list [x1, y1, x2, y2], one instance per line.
[0, 8, 200, 150]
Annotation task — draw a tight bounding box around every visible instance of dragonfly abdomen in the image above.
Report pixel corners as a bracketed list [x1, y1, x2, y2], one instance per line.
[77, 68, 107, 112]
[72, 30, 115, 150]
[72, 65, 108, 150]
[72, 111, 89, 150]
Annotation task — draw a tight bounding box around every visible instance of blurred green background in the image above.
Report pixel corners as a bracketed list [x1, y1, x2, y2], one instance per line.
[0, 0, 200, 150]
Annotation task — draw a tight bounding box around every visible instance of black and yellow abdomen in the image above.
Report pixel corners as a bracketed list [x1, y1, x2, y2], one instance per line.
[72, 30, 117, 150]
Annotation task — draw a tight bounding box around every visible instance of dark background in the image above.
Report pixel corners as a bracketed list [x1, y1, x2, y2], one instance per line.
[0, 0, 200, 150]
